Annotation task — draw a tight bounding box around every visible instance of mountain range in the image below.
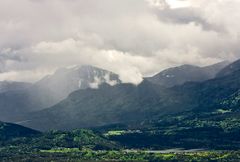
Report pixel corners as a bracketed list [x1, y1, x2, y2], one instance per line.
[13, 60, 240, 131]
[1, 59, 240, 132]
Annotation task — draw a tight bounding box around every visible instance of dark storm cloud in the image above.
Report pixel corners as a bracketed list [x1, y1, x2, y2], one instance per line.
[155, 7, 226, 33]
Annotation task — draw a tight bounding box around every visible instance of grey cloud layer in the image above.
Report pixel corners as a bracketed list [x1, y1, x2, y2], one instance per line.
[0, 0, 239, 83]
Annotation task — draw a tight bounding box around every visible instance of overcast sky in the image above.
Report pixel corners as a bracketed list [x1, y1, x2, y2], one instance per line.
[0, 0, 239, 84]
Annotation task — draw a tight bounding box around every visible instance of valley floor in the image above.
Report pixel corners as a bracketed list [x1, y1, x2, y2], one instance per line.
[1, 149, 240, 162]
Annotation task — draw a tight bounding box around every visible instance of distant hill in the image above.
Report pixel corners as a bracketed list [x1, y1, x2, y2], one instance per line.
[27, 129, 118, 150]
[0, 81, 31, 93]
[0, 121, 118, 150]
[146, 61, 229, 87]
[0, 121, 40, 141]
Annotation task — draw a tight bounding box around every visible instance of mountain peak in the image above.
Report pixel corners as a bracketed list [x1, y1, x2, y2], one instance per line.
[32, 65, 121, 109]
[146, 61, 228, 87]
[179, 64, 199, 69]
[67, 65, 107, 72]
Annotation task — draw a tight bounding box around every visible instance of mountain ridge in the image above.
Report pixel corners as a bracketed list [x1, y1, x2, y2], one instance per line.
[146, 61, 229, 87]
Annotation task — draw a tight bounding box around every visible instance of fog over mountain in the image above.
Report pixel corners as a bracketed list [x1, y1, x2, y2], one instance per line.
[0, 65, 121, 122]
[33, 65, 121, 106]
[0, 0, 240, 84]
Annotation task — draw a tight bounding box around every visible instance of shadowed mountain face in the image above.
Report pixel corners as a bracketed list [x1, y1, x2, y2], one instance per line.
[146, 61, 229, 87]
[19, 60, 240, 131]
[216, 59, 240, 78]
[0, 121, 40, 141]
[0, 65, 121, 122]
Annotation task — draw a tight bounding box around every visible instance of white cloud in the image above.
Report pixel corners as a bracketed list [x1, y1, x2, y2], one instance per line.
[89, 76, 102, 89]
[0, 0, 239, 84]
[167, 0, 191, 9]
[104, 73, 118, 86]
[147, 0, 169, 9]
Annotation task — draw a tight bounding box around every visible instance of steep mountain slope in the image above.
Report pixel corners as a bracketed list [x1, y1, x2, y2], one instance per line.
[0, 65, 121, 122]
[146, 61, 229, 87]
[0, 121, 40, 141]
[216, 59, 240, 78]
[166, 72, 240, 117]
